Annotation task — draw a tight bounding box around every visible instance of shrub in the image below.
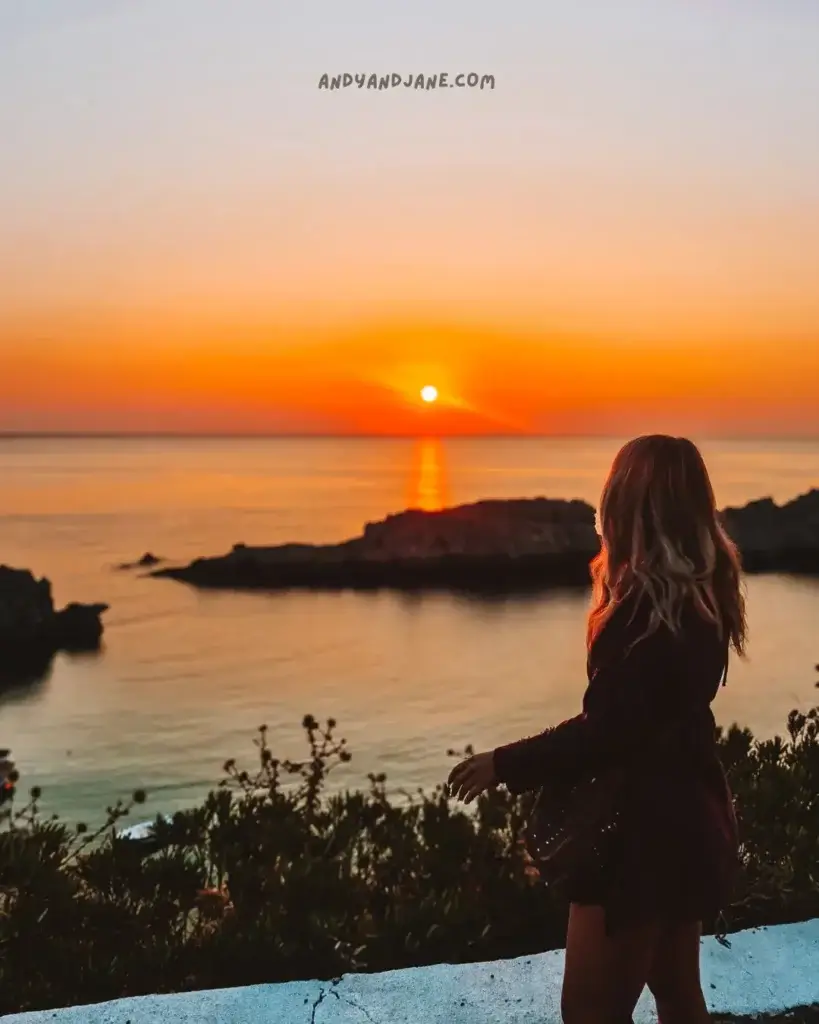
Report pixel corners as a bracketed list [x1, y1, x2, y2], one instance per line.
[1, 707, 818, 1015]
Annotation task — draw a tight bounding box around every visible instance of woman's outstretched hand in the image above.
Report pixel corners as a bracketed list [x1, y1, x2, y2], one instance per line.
[446, 751, 498, 804]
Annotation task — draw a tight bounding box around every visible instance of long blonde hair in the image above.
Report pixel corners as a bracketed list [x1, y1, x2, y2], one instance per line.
[587, 435, 747, 656]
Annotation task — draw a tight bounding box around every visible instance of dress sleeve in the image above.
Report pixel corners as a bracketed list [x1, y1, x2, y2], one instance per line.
[492, 614, 683, 795]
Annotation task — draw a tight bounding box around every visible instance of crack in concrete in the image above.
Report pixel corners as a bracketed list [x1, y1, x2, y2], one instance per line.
[309, 984, 381, 1024]
[334, 991, 381, 1024]
[310, 987, 327, 1024]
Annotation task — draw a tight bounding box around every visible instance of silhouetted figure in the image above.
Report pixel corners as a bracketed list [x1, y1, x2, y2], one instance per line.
[448, 435, 744, 1024]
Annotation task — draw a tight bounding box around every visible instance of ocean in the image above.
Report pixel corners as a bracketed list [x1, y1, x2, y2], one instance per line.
[1, 435, 818, 828]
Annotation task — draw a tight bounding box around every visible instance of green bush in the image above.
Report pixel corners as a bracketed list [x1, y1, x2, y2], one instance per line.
[1, 706, 818, 1015]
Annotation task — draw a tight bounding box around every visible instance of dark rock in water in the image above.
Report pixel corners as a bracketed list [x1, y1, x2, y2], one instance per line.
[117, 552, 163, 571]
[721, 489, 819, 572]
[153, 498, 600, 593]
[0, 647, 56, 692]
[0, 566, 55, 646]
[52, 602, 109, 651]
[0, 566, 108, 664]
[151, 489, 819, 595]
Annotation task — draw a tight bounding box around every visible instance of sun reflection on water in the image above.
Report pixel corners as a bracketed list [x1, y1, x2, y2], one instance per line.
[406, 437, 449, 512]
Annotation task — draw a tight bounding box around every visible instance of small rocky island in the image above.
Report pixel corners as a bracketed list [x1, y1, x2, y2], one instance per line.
[150, 489, 819, 593]
[0, 566, 108, 667]
[116, 552, 164, 571]
[152, 498, 599, 591]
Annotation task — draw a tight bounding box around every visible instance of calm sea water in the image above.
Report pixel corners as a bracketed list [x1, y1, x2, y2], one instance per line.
[1, 436, 818, 828]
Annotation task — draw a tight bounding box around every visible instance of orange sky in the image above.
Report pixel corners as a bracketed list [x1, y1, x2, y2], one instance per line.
[3, 165, 816, 438]
[2, 313, 817, 437]
[1, 3, 818, 437]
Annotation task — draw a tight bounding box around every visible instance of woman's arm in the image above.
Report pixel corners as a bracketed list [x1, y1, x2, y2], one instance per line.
[492, 618, 684, 794]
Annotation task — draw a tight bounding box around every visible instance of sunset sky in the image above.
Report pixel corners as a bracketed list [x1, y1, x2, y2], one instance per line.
[1, 0, 818, 436]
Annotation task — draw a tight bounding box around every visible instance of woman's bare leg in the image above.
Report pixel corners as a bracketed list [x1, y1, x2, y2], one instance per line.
[646, 920, 712, 1024]
[561, 903, 661, 1023]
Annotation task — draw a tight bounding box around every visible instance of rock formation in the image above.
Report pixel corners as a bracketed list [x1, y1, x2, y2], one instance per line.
[721, 489, 819, 571]
[116, 552, 163, 571]
[152, 498, 598, 592]
[0, 566, 108, 664]
[151, 489, 819, 594]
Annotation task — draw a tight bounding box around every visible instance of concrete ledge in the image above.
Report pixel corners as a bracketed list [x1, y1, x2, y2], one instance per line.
[3, 918, 818, 1023]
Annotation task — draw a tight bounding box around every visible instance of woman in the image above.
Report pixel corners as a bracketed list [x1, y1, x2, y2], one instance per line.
[447, 435, 744, 1024]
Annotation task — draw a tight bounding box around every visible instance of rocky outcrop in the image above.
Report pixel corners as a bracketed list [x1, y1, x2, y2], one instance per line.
[721, 489, 819, 571]
[151, 489, 819, 594]
[152, 498, 600, 592]
[117, 552, 164, 570]
[50, 602, 109, 650]
[0, 566, 108, 662]
[359, 498, 596, 559]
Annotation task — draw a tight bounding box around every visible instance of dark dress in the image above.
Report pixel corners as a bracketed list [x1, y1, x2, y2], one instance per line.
[492, 590, 740, 936]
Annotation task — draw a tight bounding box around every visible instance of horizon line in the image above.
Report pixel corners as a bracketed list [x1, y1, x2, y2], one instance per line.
[1, 431, 819, 443]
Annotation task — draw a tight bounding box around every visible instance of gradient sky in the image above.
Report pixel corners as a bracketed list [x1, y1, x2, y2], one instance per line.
[1, 0, 818, 435]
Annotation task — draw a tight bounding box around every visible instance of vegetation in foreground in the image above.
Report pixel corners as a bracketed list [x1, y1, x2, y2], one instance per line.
[1, 703, 818, 1016]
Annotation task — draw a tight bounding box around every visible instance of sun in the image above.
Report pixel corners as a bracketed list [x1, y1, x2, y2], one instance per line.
[420, 385, 438, 403]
